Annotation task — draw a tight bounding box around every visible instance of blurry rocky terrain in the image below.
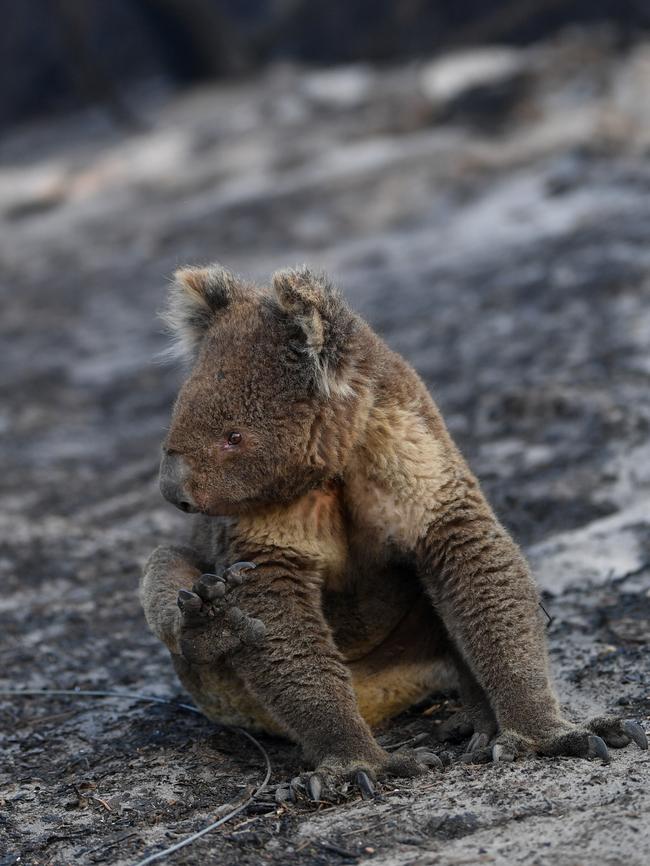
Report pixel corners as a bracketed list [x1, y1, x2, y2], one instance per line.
[1, 26, 649, 866]
[3, 0, 649, 127]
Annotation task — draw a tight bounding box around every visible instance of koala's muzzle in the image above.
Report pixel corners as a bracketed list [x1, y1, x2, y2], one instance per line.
[159, 450, 197, 513]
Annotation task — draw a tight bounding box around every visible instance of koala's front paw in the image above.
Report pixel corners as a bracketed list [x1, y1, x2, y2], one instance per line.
[176, 561, 266, 665]
[276, 765, 377, 805]
[462, 716, 648, 765]
[276, 747, 443, 805]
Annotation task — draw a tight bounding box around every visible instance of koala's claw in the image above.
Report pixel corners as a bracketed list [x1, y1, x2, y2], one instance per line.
[355, 770, 375, 799]
[622, 720, 649, 750]
[460, 745, 492, 764]
[279, 767, 377, 805]
[193, 561, 256, 601]
[409, 747, 444, 770]
[461, 717, 647, 765]
[492, 742, 515, 763]
[224, 561, 257, 585]
[194, 573, 227, 601]
[460, 729, 498, 763]
[587, 716, 648, 751]
[276, 743, 444, 807]
[589, 735, 610, 763]
[467, 731, 490, 753]
[307, 773, 322, 802]
[176, 589, 203, 619]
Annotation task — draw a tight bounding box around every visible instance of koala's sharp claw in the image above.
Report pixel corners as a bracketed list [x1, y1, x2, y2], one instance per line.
[461, 745, 492, 764]
[492, 743, 515, 763]
[196, 573, 227, 600]
[224, 561, 257, 585]
[177, 589, 201, 614]
[589, 735, 610, 763]
[467, 732, 489, 752]
[307, 774, 322, 801]
[413, 747, 444, 770]
[355, 770, 375, 799]
[623, 720, 648, 750]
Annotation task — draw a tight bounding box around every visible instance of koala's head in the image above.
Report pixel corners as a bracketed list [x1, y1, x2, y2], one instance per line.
[159, 264, 365, 516]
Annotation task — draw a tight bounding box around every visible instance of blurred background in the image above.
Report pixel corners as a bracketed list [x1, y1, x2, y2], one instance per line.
[2, 2, 650, 864]
[3, 0, 650, 127]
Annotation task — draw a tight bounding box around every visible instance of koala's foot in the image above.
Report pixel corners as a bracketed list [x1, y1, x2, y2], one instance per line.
[276, 747, 443, 805]
[461, 716, 648, 765]
[176, 561, 266, 665]
[434, 711, 474, 743]
[435, 710, 497, 746]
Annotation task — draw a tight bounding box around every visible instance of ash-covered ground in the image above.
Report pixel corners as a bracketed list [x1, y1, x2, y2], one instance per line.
[1, 28, 649, 866]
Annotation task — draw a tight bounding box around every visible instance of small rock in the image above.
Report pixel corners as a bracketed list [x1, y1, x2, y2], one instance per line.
[608, 617, 648, 644]
[420, 47, 528, 119]
[301, 65, 374, 109]
[545, 152, 589, 196]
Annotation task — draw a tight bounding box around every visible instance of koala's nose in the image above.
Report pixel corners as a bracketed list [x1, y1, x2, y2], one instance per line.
[159, 450, 197, 513]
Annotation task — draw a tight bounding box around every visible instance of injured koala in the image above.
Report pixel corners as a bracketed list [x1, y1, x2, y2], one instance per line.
[141, 264, 647, 801]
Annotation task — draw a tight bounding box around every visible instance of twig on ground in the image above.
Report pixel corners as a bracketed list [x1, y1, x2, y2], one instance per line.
[25, 709, 79, 727]
[82, 831, 140, 857]
[385, 732, 431, 751]
[318, 839, 359, 859]
[0, 687, 272, 866]
[91, 794, 114, 812]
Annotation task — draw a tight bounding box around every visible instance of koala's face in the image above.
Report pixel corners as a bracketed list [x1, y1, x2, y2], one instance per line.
[159, 265, 358, 515]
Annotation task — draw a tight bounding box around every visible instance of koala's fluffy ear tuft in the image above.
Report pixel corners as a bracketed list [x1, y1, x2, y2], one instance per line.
[272, 267, 327, 353]
[162, 264, 239, 359]
[271, 266, 356, 397]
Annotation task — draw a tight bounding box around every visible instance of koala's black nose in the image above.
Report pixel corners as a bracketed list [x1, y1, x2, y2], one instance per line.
[159, 450, 197, 513]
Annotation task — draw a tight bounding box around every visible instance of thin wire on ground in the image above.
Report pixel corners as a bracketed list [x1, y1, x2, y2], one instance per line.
[0, 687, 273, 866]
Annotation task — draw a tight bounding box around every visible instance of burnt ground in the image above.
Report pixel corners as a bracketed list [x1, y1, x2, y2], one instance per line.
[1, 27, 650, 866]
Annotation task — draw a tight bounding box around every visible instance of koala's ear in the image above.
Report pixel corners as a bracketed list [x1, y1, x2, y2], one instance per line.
[272, 266, 354, 396]
[162, 264, 239, 358]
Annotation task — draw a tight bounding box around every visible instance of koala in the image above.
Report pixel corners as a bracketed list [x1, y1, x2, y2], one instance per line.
[141, 264, 647, 801]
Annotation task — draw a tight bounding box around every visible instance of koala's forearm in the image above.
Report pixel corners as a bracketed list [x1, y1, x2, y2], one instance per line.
[418, 497, 562, 738]
[140, 545, 204, 652]
[232, 564, 384, 767]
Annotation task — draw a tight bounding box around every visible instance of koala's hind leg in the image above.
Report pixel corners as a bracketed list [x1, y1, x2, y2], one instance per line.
[435, 649, 497, 749]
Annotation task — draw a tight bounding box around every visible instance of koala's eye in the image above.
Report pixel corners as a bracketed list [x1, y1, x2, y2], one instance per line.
[227, 431, 242, 446]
